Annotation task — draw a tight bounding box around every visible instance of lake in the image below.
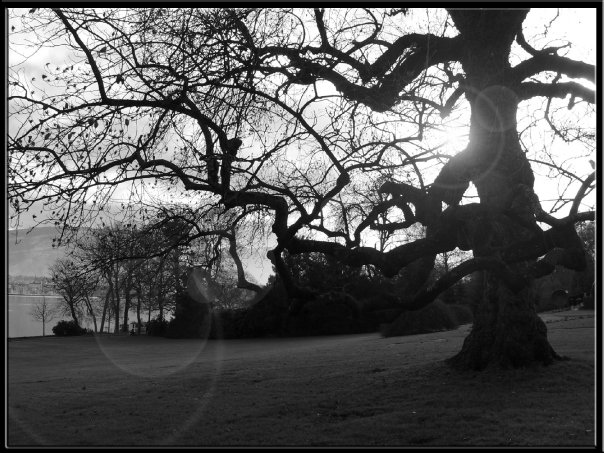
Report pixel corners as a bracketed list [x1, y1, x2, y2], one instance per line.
[8, 294, 150, 338]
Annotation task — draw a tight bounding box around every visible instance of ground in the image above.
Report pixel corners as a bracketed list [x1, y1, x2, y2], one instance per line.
[7, 310, 595, 446]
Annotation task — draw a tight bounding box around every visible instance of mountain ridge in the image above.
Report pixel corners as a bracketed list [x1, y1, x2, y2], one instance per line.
[8, 226, 68, 277]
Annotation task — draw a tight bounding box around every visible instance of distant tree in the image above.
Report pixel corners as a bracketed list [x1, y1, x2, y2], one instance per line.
[74, 223, 133, 333]
[576, 221, 595, 261]
[50, 257, 98, 326]
[29, 296, 57, 337]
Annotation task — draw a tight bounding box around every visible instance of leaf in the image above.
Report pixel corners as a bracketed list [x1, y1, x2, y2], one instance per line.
[125, 119, 130, 126]
[29, 8, 37, 13]
[589, 159, 595, 169]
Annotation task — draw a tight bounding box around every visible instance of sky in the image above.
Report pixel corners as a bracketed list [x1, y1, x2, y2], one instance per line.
[7, 8, 597, 283]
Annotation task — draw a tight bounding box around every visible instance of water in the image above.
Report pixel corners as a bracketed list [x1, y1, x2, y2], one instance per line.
[8, 294, 150, 338]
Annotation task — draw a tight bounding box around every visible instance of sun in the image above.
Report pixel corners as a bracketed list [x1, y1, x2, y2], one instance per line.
[441, 125, 469, 153]
[443, 126, 469, 152]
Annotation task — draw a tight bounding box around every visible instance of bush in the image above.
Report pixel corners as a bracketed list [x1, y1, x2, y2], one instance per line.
[146, 317, 169, 337]
[52, 320, 86, 336]
[382, 299, 459, 338]
[286, 291, 360, 336]
[239, 279, 290, 337]
[211, 308, 248, 339]
[449, 304, 474, 325]
[581, 293, 594, 310]
[166, 292, 211, 338]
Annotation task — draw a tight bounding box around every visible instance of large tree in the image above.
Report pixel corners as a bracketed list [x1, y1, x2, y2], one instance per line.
[9, 8, 595, 369]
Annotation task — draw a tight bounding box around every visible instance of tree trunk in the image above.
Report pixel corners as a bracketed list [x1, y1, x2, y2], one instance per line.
[84, 297, 98, 332]
[157, 258, 165, 320]
[158, 294, 164, 321]
[68, 298, 79, 326]
[99, 288, 111, 333]
[443, 11, 561, 369]
[448, 272, 562, 370]
[136, 287, 142, 334]
[123, 278, 132, 333]
[113, 272, 120, 333]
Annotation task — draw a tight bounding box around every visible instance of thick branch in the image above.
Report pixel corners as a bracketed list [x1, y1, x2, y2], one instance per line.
[570, 172, 595, 216]
[512, 54, 595, 84]
[226, 229, 262, 293]
[261, 35, 462, 112]
[517, 82, 595, 103]
[403, 257, 527, 311]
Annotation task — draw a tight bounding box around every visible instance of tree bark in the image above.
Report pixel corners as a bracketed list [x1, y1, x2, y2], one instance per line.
[448, 272, 562, 370]
[443, 10, 561, 369]
[122, 272, 133, 333]
[68, 297, 79, 326]
[99, 288, 111, 333]
[112, 271, 121, 333]
[85, 297, 98, 332]
[136, 287, 142, 334]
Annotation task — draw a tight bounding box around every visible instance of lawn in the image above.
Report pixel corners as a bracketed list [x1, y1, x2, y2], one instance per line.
[7, 310, 595, 447]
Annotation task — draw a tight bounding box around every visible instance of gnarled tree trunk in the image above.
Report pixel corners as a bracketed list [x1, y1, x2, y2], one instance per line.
[448, 272, 561, 369]
[444, 10, 559, 369]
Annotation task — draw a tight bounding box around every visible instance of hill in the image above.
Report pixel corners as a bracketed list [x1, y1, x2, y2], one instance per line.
[7, 227, 68, 277]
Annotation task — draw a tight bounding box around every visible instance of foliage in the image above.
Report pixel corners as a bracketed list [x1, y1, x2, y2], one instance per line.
[286, 291, 361, 336]
[146, 316, 169, 337]
[582, 291, 594, 310]
[210, 309, 248, 339]
[52, 319, 86, 336]
[448, 304, 473, 325]
[239, 278, 290, 338]
[166, 292, 211, 338]
[576, 221, 595, 261]
[382, 300, 460, 338]
[285, 252, 367, 294]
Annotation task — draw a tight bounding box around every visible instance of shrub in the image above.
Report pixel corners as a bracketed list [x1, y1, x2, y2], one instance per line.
[146, 317, 169, 337]
[240, 278, 289, 337]
[359, 308, 401, 333]
[286, 291, 360, 336]
[211, 308, 248, 339]
[581, 293, 594, 310]
[52, 320, 86, 336]
[382, 299, 459, 338]
[449, 304, 473, 325]
[166, 292, 211, 338]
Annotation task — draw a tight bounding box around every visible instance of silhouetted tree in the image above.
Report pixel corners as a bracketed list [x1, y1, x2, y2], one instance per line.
[50, 257, 98, 326]
[29, 296, 57, 337]
[9, 8, 595, 368]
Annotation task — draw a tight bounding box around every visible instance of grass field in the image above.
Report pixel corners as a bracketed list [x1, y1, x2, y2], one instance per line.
[7, 310, 596, 447]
